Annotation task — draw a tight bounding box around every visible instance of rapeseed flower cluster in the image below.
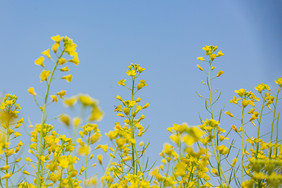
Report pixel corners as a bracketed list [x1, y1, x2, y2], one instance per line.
[0, 94, 23, 187]
[151, 123, 211, 187]
[100, 63, 152, 187]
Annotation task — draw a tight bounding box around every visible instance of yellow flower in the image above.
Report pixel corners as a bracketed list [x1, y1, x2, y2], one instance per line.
[51, 35, 63, 43]
[137, 66, 145, 73]
[64, 37, 77, 55]
[0, 165, 10, 170]
[60, 114, 70, 126]
[235, 88, 246, 97]
[211, 168, 218, 176]
[69, 54, 79, 65]
[241, 99, 255, 108]
[60, 66, 69, 72]
[97, 155, 103, 165]
[61, 74, 73, 82]
[14, 132, 21, 137]
[126, 70, 136, 76]
[249, 111, 259, 121]
[217, 145, 229, 155]
[216, 70, 223, 77]
[216, 50, 224, 57]
[26, 157, 32, 162]
[50, 95, 58, 102]
[73, 117, 81, 127]
[123, 107, 130, 115]
[142, 103, 150, 109]
[117, 79, 126, 86]
[196, 64, 203, 71]
[52, 43, 60, 53]
[78, 94, 96, 106]
[58, 58, 67, 65]
[275, 77, 282, 87]
[78, 145, 90, 156]
[255, 83, 271, 93]
[28, 87, 37, 96]
[218, 134, 229, 141]
[23, 170, 30, 175]
[35, 56, 45, 67]
[117, 113, 124, 117]
[210, 54, 216, 61]
[63, 97, 77, 107]
[197, 57, 205, 61]
[90, 133, 101, 144]
[42, 49, 51, 59]
[202, 46, 213, 55]
[230, 96, 241, 104]
[231, 158, 237, 167]
[224, 111, 233, 117]
[1, 173, 11, 179]
[137, 81, 147, 90]
[139, 141, 144, 147]
[56, 90, 66, 98]
[40, 70, 50, 82]
[96, 144, 108, 152]
[138, 114, 145, 122]
[85, 176, 98, 186]
[89, 105, 103, 121]
[116, 95, 123, 101]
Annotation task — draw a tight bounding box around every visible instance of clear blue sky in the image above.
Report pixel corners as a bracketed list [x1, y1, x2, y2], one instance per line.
[0, 0, 281, 185]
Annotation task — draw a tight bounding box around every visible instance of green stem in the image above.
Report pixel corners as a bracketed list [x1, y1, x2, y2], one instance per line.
[255, 97, 265, 159]
[269, 88, 280, 158]
[208, 59, 230, 187]
[208, 60, 214, 119]
[6, 125, 9, 188]
[130, 77, 135, 175]
[84, 132, 91, 188]
[240, 106, 244, 185]
[275, 113, 280, 157]
[36, 50, 64, 187]
[133, 144, 144, 178]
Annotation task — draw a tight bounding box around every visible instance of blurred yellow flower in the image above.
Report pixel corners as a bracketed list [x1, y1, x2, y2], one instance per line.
[42, 49, 51, 59]
[28, 87, 37, 96]
[197, 57, 205, 61]
[40, 70, 50, 82]
[197, 64, 203, 71]
[61, 74, 73, 82]
[35, 56, 45, 67]
[216, 70, 223, 77]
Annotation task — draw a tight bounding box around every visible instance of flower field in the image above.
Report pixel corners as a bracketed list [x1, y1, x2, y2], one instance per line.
[0, 35, 281, 188]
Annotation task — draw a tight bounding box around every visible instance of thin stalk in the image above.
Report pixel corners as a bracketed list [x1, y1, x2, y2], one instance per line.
[208, 59, 230, 187]
[84, 132, 91, 188]
[6, 124, 9, 188]
[130, 77, 135, 174]
[269, 88, 280, 158]
[255, 97, 265, 159]
[36, 50, 64, 187]
[240, 106, 244, 184]
[275, 113, 280, 157]
[133, 144, 144, 178]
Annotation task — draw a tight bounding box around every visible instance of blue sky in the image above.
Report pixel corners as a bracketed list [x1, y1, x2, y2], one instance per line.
[0, 0, 282, 185]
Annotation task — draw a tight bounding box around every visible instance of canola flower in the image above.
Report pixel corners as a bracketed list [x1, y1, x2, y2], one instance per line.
[100, 63, 153, 187]
[0, 94, 24, 188]
[26, 35, 82, 187]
